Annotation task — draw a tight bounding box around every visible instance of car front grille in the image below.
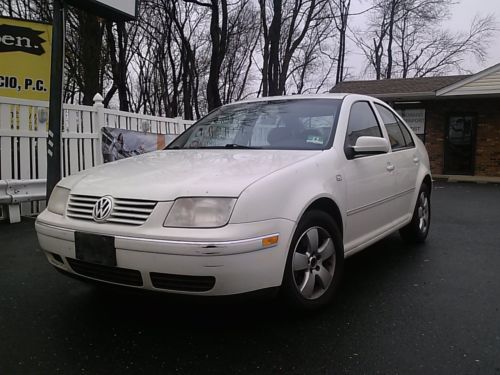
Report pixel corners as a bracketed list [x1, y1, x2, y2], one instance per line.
[150, 272, 216, 292]
[67, 258, 143, 286]
[66, 194, 157, 225]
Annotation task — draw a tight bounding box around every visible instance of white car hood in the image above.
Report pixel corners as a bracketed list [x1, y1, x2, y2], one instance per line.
[64, 149, 320, 201]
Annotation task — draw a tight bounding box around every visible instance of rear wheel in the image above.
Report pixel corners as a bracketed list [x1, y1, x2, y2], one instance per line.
[400, 183, 431, 243]
[281, 210, 344, 310]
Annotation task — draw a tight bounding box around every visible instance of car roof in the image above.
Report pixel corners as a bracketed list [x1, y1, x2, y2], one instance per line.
[222, 93, 389, 107]
[224, 93, 349, 106]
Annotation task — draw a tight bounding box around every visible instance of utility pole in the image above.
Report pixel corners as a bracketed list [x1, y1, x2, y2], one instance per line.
[46, 0, 65, 198]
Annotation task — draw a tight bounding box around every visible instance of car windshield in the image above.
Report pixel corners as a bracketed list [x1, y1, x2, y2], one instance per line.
[167, 99, 342, 150]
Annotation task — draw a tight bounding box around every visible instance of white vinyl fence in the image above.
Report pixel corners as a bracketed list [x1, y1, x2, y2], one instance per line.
[0, 94, 193, 221]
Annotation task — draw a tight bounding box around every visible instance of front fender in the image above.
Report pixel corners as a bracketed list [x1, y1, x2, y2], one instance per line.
[230, 151, 346, 227]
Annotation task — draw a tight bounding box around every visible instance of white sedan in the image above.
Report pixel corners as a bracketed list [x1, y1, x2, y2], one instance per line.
[36, 94, 431, 310]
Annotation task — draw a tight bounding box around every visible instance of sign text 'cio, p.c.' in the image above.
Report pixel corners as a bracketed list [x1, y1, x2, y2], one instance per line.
[0, 17, 52, 101]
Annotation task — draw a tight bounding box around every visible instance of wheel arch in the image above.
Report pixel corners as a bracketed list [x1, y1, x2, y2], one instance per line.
[303, 197, 344, 237]
[422, 174, 432, 196]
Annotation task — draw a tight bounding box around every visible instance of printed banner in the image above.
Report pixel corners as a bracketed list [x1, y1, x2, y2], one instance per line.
[396, 108, 425, 135]
[0, 17, 52, 101]
[102, 127, 178, 163]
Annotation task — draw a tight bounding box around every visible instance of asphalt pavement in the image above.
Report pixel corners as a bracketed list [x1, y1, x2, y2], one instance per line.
[1, 181, 499, 374]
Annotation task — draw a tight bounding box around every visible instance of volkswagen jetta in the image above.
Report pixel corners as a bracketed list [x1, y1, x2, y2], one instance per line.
[36, 94, 431, 309]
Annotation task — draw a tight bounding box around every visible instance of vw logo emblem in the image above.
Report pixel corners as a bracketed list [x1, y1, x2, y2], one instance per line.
[92, 196, 113, 222]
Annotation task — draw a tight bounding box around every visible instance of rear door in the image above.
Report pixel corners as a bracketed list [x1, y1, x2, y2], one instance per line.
[342, 101, 397, 251]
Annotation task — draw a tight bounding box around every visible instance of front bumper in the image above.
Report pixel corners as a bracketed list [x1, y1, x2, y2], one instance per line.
[35, 211, 295, 296]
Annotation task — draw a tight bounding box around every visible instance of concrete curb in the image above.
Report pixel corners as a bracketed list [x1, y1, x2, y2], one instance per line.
[433, 174, 500, 184]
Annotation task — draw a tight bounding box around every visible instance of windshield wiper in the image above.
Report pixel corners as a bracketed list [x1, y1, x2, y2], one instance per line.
[168, 144, 262, 150]
[224, 144, 261, 149]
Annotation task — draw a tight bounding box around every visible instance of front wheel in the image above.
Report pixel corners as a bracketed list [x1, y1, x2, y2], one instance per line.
[400, 183, 431, 243]
[281, 210, 344, 311]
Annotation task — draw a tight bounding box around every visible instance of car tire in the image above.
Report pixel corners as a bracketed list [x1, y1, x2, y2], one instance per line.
[281, 210, 344, 311]
[400, 183, 431, 243]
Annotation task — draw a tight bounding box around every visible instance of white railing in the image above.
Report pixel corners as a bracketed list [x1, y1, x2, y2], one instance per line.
[0, 94, 193, 221]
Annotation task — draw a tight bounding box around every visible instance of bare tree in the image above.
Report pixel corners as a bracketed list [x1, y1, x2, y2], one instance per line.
[76, 11, 104, 105]
[183, 0, 228, 111]
[396, 14, 496, 77]
[220, 0, 261, 103]
[106, 21, 136, 111]
[0, 0, 51, 21]
[2, 0, 496, 119]
[258, 0, 333, 96]
[130, 0, 208, 119]
[354, 0, 396, 79]
[331, 0, 351, 84]
[289, 12, 337, 94]
[355, 0, 496, 79]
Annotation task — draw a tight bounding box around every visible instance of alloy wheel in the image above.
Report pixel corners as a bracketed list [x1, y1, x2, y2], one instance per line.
[292, 226, 336, 300]
[417, 191, 429, 234]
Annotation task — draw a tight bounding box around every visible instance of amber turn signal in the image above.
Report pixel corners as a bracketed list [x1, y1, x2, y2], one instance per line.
[262, 235, 279, 247]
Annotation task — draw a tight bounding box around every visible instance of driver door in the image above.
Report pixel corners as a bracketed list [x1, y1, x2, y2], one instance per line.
[342, 101, 397, 251]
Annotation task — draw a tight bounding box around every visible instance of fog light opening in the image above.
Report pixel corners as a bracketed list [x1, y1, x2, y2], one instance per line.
[51, 253, 64, 264]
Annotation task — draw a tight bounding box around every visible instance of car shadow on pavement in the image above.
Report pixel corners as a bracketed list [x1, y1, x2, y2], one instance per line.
[63, 231, 425, 329]
[2, 219, 435, 374]
[48, 233, 428, 371]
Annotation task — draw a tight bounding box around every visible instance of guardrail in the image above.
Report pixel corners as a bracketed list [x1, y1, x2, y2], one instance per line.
[0, 179, 46, 223]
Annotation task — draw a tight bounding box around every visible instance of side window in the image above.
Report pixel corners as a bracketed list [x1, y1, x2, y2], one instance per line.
[375, 103, 414, 150]
[345, 101, 383, 148]
[397, 118, 415, 147]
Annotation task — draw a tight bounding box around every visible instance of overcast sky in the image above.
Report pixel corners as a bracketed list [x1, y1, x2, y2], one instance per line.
[445, 0, 500, 69]
[347, 0, 500, 79]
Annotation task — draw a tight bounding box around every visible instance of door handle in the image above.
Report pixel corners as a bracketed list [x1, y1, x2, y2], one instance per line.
[386, 163, 395, 172]
[413, 156, 420, 164]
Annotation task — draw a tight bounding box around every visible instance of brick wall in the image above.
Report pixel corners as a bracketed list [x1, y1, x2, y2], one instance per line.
[420, 98, 500, 177]
[475, 102, 500, 176]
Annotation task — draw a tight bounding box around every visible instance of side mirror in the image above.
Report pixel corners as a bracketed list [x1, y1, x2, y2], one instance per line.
[347, 136, 390, 158]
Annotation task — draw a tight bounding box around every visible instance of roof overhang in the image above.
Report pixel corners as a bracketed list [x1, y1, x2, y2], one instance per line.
[331, 63, 500, 101]
[380, 92, 500, 102]
[436, 63, 500, 96]
[369, 92, 436, 101]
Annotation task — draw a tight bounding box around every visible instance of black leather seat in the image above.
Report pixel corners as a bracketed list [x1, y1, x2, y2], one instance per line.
[267, 127, 294, 146]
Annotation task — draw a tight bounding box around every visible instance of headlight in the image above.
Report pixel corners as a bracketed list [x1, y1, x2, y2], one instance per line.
[47, 186, 70, 215]
[164, 197, 237, 228]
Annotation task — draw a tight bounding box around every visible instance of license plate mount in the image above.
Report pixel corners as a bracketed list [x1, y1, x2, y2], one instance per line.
[75, 232, 116, 267]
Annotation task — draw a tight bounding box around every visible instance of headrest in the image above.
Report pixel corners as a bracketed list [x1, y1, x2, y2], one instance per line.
[267, 127, 292, 145]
